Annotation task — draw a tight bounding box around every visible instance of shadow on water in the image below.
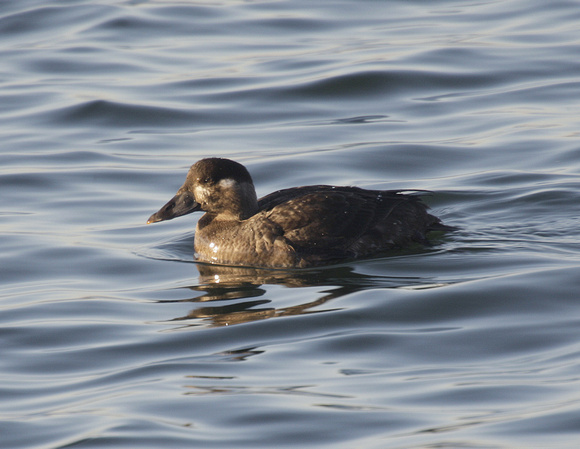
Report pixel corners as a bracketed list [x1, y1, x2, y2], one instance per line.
[138, 226, 457, 328]
[158, 260, 447, 328]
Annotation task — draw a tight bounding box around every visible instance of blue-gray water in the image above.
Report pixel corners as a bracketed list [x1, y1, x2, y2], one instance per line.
[2, 1, 580, 448]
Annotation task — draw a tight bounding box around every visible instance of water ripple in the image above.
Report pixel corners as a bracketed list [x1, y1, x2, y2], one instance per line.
[2, 0, 580, 448]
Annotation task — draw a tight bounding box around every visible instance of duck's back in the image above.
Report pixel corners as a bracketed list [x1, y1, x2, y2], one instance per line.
[256, 185, 443, 266]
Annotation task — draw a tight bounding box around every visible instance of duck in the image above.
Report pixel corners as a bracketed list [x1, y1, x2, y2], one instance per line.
[147, 158, 451, 268]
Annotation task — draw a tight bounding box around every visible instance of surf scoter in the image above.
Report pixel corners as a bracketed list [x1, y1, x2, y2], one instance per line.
[147, 158, 450, 268]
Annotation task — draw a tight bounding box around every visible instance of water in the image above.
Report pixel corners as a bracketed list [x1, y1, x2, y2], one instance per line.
[2, 0, 580, 447]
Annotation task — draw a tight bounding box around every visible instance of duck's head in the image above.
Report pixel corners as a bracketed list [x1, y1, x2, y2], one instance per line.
[147, 158, 259, 224]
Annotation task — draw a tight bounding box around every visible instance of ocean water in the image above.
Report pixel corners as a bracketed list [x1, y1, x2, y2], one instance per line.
[2, 0, 580, 448]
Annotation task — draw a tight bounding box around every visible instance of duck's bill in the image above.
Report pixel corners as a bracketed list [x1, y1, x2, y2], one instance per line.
[147, 191, 201, 224]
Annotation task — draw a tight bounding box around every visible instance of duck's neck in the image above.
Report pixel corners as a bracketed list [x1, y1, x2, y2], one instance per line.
[237, 182, 259, 219]
[218, 181, 259, 221]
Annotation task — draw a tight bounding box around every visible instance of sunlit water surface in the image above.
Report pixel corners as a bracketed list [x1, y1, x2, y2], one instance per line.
[2, 1, 580, 448]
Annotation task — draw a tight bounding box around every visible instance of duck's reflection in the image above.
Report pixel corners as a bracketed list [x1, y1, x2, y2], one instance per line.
[161, 261, 442, 328]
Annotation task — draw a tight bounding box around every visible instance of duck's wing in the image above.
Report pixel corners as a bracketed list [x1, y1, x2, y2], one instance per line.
[261, 186, 435, 260]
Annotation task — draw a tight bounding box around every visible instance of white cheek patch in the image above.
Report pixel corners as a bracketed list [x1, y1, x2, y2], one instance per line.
[219, 178, 237, 189]
[194, 185, 208, 202]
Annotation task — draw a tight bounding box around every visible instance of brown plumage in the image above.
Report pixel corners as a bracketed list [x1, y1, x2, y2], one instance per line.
[147, 158, 451, 268]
